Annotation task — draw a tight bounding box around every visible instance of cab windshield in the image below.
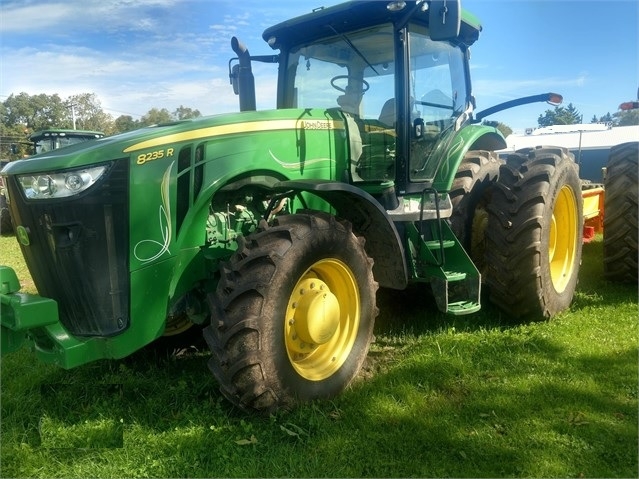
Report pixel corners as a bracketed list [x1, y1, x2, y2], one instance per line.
[284, 22, 468, 183]
[408, 25, 468, 181]
[284, 24, 395, 121]
[33, 133, 101, 154]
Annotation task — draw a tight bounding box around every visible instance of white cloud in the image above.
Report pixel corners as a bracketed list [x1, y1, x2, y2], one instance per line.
[100, 78, 240, 118]
[0, 2, 75, 32]
[0, 0, 184, 34]
[1, 43, 232, 118]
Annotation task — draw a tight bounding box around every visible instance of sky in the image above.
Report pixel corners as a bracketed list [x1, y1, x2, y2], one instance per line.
[0, 0, 637, 134]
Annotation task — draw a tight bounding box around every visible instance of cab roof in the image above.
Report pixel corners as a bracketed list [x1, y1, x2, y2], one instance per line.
[262, 0, 482, 50]
[28, 129, 105, 140]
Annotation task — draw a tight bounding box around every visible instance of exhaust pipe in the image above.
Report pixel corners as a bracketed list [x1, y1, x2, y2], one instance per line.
[230, 36, 256, 112]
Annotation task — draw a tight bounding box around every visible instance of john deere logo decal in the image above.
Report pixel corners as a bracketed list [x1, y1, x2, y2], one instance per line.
[16, 225, 30, 246]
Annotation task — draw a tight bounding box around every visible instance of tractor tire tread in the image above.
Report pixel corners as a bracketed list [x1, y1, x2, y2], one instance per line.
[603, 141, 638, 283]
[485, 146, 583, 319]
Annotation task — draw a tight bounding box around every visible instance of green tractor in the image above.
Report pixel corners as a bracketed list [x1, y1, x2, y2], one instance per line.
[28, 129, 106, 155]
[0, 0, 583, 412]
[0, 129, 105, 234]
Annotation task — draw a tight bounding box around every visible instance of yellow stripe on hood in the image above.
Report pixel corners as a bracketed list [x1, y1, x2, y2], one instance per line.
[123, 119, 344, 153]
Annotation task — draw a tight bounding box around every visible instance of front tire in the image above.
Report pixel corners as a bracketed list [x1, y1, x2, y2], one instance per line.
[603, 142, 638, 283]
[204, 211, 377, 412]
[485, 146, 583, 319]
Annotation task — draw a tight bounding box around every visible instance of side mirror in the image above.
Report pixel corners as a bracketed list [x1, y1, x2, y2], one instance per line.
[413, 117, 425, 139]
[429, 0, 461, 41]
[230, 64, 240, 95]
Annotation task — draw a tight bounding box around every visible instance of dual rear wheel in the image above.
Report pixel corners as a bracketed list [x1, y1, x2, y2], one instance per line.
[452, 147, 583, 319]
[484, 146, 583, 319]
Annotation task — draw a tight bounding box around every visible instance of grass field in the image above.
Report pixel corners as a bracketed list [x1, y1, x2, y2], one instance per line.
[1, 233, 637, 478]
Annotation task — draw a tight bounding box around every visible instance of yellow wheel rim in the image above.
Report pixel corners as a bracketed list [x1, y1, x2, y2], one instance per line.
[549, 185, 578, 293]
[163, 314, 194, 337]
[285, 259, 360, 381]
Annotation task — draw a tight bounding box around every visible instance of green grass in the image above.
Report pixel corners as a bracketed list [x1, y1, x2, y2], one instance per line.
[1, 234, 637, 478]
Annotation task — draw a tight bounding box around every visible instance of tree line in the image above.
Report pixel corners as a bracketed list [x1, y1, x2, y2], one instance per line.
[0, 92, 201, 159]
[537, 102, 639, 128]
[476, 100, 638, 139]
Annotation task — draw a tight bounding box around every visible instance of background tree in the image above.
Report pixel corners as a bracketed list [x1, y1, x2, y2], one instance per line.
[612, 108, 639, 126]
[590, 112, 614, 124]
[173, 105, 201, 120]
[66, 93, 114, 133]
[111, 106, 202, 134]
[114, 115, 138, 133]
[537, 103, 583, 127]
[2, 92, 69, 131]
[589, 108, 638, 127]
[139, 108, 172, 127]
[0, 122, 30, 159]
[482, 119, 512, 138]
[599, 112, 613, 124]
[1, 92, 206, 158]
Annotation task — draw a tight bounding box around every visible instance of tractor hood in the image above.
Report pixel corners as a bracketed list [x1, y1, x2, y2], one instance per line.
[1, 110, 309, 176]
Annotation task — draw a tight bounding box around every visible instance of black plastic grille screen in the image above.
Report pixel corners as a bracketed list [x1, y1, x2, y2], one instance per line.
[7, 160, 130, 336]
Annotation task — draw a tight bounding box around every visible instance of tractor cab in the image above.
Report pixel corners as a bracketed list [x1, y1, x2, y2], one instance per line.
[29, 129, 105, 155]
[233, 0, 483, 196]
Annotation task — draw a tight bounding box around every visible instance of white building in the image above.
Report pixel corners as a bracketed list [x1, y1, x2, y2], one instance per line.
[500, 124, 639, 182]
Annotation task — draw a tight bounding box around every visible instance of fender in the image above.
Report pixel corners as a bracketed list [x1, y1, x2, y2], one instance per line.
[433, 124, 507, 191]
[273, 179, 408, 290]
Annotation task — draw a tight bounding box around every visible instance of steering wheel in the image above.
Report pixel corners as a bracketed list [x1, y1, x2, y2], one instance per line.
[330, 75, 370, 94]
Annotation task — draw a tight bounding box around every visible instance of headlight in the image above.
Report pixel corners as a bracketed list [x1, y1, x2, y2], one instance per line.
[18, 165, 108, 200]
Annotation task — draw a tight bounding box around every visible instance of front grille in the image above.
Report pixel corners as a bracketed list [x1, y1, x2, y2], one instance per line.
[7, 160, 130, 337]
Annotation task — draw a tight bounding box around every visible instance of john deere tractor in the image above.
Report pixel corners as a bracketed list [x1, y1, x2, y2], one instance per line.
[0, 129, 105, 234]
[0, 0, 583, 412]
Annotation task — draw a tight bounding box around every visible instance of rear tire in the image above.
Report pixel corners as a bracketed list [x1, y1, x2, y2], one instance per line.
[603, 142, 638, 283]
[204, 211, 377, 412]
[0, 192, 12, 235]
[449, 150, 502, 272]
[485, 146, 583, 319]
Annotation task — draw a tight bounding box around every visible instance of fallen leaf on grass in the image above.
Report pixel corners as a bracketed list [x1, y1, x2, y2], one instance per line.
[280, 423, 309, 439]
[567, 412, 589, 427]
[235, 435, 258, 445]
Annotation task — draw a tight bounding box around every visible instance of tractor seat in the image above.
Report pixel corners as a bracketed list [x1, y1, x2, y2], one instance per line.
[378, 98, 396, 127]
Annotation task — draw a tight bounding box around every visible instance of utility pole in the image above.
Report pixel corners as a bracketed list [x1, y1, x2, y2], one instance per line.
[69, 103, 77, 129]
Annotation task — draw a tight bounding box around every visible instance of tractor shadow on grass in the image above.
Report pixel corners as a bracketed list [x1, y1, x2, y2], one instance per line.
[373, 237, 638, 340]
[373, 283, 513, 338]
[573, 237, 638, 309]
